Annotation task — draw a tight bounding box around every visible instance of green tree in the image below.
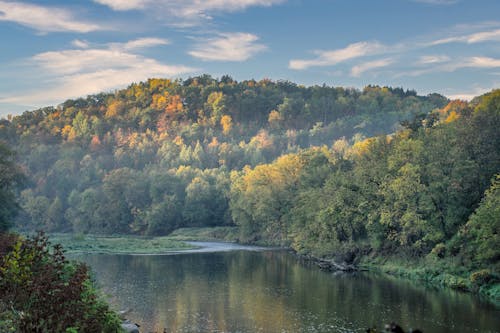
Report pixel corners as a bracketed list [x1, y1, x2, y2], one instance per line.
[456, 175, 500, 267]
[0, 142, 23, 231]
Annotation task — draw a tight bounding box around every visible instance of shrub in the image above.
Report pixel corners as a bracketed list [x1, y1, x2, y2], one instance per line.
[0, 232, 121, 333]
[470, 269, 495, 286]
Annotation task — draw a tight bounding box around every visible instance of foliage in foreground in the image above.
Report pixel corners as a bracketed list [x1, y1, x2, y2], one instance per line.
[0, 232, 122, 333]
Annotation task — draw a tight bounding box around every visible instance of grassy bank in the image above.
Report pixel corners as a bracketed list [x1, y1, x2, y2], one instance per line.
[168, 226, 240, 242]
[46, 227, 240, 254]
[359, 256, 500, 305]
[47, 233, 195, 254]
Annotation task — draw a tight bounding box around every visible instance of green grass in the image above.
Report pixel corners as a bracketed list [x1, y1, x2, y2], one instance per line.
[168, 226, 240, 242]
[47, 233, 195, 254]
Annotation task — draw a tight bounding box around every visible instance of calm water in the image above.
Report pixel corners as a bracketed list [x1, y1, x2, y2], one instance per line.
[76, 244, 500, 333]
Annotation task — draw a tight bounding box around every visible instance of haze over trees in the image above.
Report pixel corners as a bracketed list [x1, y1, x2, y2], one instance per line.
[231, 90, 500, 276]
[0, 141, 121, 332]
[0, 76, 446, 236]
[0, 76, 498, 283]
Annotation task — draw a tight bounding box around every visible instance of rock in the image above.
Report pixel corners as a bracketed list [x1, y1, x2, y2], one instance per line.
[316, 258, 357, 272]
[118, 308, 133, 320]
[121, 322, 140, 333]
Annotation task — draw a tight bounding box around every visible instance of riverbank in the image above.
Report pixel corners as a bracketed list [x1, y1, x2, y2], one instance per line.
[358, 257, 500, 305]
[171, 227, 500, 305]
[48, 228, 499, 305]
[47, 229, 256, 255]
[168, 226, 239, 242]
[48, 233, 195, 254]
[295, 248, 500, 305]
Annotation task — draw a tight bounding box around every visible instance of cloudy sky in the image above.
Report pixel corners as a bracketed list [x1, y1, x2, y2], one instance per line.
[0, 0, 499, 116]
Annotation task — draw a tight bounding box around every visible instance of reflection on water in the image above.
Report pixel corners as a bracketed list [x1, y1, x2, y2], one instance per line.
[76, 250, 500, 333]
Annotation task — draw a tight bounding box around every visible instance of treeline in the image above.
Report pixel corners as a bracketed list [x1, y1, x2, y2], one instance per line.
[230, 91, 500, 273]
[0, 143, 120, 332]
[0, 76, 447, 234]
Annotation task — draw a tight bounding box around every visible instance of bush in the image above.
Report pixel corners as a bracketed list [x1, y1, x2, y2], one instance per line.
[470, 269, 495, 286]
[430, 243, 446, 259]
[0, 232, 121, 333]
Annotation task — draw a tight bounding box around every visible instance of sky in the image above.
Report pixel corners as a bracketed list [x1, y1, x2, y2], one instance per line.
[0, 0, 499, 117]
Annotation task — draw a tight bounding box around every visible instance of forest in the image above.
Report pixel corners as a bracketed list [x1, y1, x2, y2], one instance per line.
[0, 76, 498, 288]
[0, 76, 446, 235]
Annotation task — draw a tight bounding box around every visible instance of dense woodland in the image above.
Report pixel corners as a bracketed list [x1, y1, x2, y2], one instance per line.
[0, 76, 498, 277]
[231, 92, 500, 275]
[0, 76, 446, 235]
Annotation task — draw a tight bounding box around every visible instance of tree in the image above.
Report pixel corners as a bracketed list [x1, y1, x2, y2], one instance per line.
[456, 175, 500, 266]
[0, 232, 121, 332]
[220, 115, 233, 136]
[0, 142, 23, 231]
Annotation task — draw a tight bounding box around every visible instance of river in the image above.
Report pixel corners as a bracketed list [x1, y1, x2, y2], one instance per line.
[75, 242, 500, 333]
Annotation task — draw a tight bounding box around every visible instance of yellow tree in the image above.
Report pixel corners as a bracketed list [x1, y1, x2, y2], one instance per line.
[220, 115, 233, 136]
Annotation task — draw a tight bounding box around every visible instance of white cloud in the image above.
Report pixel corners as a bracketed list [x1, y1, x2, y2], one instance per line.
[121, 37, 170, 50]
[442, 57, 500, 71]
[189, 32, 266, 61]
[1, 39, 197, 107]
[446, 93, 478, 101]
[0, 1, 102, 33]
[446, 85, 498, 101]
[416, 55, 450, 65]
[289, 41, 386, 70]
[93, 0, 148, 11]
[32, 49, 144, 75]
[351, 58, 394, 77]
[462, 56, 500, 68]
[72, 39, 90, 49]
[431, 28, 500, 45]
[93, 0, 285, 26]
[397, 56, 500, 77]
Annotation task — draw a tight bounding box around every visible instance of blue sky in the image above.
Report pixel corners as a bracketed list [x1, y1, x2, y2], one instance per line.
[0, 0, 499, 116]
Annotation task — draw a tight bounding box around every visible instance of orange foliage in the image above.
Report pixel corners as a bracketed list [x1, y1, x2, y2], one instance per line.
[220, 115, 233, 136]
[148, 78, 171, 92]
[173, 135, 184, 146]
[151, 93, 169, 110]
[48, 111, 61, 120]
[106, 100, 125, 119]
[165, 95, 184, 118]
[90, 135, 101, 151]
[208, 137, 219, 149]
[61, 125, 75, 141]
[438, 100, 467, 123]
[445, 110, 460, 123]
[352, 137, 377, 156]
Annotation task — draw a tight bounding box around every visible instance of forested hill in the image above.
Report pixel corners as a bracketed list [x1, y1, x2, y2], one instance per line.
[0, 76, 448, 234]
[231, 89, 500, 281]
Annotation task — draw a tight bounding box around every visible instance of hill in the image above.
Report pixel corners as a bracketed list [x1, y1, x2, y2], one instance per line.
[0, 76, 447, 235]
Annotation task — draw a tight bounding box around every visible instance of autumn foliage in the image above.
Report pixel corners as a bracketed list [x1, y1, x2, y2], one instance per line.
[0, 232, 121, 333]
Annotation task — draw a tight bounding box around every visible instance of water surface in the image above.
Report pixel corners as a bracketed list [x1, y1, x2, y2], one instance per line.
[76, 243, 500, 333]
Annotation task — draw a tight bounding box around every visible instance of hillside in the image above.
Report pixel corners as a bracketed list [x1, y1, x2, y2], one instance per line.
[230, 89, 500, 297]
[0, 76, 447, 235]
